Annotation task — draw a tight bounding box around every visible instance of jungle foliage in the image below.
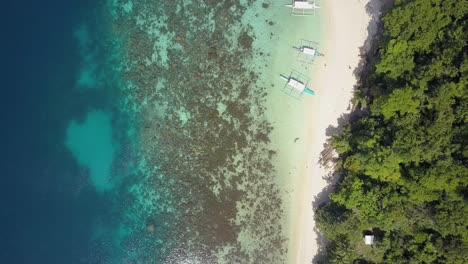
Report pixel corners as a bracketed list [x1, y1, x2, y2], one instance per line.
[316, 0, 468, 263]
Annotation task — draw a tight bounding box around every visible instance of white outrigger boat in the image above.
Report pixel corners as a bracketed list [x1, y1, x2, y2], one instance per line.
[285, 1, 320, 16]
[280, 71, 315, 98]
[295, 46, 323, 57]
[294, 39, 323, 64]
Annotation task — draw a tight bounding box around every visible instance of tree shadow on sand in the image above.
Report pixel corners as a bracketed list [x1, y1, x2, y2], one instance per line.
[311, 0, 395, 263]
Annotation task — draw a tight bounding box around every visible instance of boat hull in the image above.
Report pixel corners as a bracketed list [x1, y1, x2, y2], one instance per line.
[304, 88, 315, 95]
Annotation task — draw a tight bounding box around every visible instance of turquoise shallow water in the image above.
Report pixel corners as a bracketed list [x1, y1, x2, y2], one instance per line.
[81, 0, 323, 262]
[1, 0, 321, 263]
[102, 0, 294, 262]
[65, 110, 117, 192]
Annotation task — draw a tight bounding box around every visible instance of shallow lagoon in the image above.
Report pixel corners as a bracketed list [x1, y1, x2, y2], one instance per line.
[1, 0, 321, 263]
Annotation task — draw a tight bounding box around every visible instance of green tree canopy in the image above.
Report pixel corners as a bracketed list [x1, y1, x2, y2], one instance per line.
[315, 0, 468, 262]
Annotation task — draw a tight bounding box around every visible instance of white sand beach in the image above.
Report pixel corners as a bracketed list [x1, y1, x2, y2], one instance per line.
[289, 1, 373, 263]
[265, 0, 374, 263]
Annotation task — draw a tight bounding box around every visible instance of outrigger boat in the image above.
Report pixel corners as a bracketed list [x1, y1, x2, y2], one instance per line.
[294, 39, 324, 64]
[285, 1, 320, 16]
[280, 72, 315, 98]
[295, 46, 323, 57]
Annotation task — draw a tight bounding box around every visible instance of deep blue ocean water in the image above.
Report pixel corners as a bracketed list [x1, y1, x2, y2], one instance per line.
[0, 1, 119, 263]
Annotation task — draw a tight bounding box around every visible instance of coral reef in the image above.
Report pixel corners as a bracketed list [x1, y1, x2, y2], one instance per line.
[108, 1, 287, 263]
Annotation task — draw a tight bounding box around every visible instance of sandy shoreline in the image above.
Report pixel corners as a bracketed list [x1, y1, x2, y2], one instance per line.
[266, 0, 374, 263]
[288, 1, 373, 262]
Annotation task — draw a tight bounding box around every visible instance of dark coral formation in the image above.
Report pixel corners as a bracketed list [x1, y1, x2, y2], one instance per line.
[111, 0, 286, 263]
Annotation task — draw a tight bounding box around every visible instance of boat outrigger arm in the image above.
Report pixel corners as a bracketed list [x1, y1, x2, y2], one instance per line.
[280, 75, 315, 96]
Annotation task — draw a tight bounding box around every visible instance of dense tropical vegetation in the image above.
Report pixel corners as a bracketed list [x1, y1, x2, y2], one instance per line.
[316, 0, 468, 262]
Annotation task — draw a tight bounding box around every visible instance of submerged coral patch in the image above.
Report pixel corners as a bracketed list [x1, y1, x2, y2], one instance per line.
[74, 24, 102, 90]
[104, 0, 289, 262]
[65, 110, 117, 192]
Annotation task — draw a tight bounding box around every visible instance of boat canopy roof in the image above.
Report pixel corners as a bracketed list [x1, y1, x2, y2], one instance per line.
[303, 47, 316, 56]
[288, 79, 306, 91]
[293, 1, 315, 9]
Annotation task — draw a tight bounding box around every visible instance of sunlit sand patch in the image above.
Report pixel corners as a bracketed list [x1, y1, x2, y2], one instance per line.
[65, 110, 117, 192]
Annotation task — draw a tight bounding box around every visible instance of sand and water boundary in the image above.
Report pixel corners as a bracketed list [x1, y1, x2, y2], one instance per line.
[263, 1, 386, 263]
